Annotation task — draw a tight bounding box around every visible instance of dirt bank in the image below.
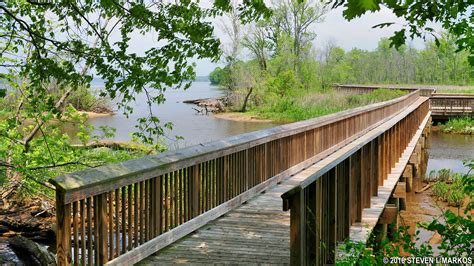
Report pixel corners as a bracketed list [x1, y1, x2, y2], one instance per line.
[399, 183, 472, 250]
[213, 112, 274, 123]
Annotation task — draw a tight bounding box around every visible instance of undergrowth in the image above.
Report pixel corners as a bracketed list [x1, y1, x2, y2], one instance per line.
[440, 117, 474, 134]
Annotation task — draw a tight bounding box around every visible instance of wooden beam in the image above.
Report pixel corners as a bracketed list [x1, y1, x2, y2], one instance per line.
[393, 182, 406, 199]
[379, 204, 398, 224]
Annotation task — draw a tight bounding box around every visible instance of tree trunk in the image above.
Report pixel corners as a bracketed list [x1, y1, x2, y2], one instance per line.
[240, 87, 253, 112]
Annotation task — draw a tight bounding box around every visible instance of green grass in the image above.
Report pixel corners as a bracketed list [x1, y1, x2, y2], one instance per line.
[248, 88, 406, 122]
[439, 117, 474, 134]
[430, 169, 468, 207]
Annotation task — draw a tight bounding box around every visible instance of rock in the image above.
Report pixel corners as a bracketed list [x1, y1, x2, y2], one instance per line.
[8, 236, 56, 266]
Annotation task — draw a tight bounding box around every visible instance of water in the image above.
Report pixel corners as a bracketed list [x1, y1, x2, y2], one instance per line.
[426, 130, 474, 174]
[84, 81, 277, 149]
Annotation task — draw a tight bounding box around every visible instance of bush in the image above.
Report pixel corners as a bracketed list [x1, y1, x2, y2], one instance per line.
[447, 190, 465, 207]
[67, 86, 111, 113]
[432, 181, 451, 201]
[440, 117, 474, 134]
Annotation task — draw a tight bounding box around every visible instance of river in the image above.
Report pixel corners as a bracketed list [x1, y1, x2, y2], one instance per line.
[84, 81, 277, 149]
[426, 130, 474, 174]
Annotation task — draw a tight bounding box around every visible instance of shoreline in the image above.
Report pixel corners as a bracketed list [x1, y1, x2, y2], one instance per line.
[213, 112, 274, 123]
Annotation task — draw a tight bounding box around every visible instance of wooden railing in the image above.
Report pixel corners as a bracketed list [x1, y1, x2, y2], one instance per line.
[280, 97, 430, 265]
[333, 84, 435, 97]
[430, 94, 474, 117]
[50, 90, 422, 265]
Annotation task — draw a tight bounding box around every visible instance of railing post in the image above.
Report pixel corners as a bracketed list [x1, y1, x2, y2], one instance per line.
[56, 191, 71, 266]
[98, 193, 108, 264]
[191, 165, 200, 217]
[289, 190, 306, 265]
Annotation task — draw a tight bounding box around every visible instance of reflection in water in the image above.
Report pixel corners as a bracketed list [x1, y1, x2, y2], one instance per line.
[426, 131, 474, 173]
[82, 81, 277, 149]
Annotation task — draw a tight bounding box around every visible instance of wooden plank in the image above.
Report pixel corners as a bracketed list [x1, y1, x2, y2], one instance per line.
[289, 191, 305, 265]
[379, 204, 398, 224]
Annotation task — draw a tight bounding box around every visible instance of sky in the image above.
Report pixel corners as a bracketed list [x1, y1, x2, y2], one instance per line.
[192, 5, 441, 76]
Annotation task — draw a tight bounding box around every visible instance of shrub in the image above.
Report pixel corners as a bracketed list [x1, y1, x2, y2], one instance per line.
[447, 190, 464, 207]
[432, 182, 450, 201]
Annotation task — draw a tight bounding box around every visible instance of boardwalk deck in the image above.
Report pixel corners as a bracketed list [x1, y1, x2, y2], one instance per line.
[139, 178, 293, 264]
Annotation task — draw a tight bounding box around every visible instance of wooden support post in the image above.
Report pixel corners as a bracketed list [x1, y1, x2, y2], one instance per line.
[379, 204, 398, 225]
[350, 152, 362, 223]
[327, 168, 337, 264]
[56, 191, 71, 266]
[306, 182, 316, 264]
[289, 190, 305, 265]
[403, 164, 413, 192]
[98, 193, 108, 264]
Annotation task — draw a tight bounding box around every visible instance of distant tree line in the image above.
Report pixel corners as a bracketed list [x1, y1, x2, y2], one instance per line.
[211, 33, 472, 89]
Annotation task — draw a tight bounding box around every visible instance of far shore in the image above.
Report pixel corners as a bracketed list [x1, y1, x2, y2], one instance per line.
[213, 112, 274, 123]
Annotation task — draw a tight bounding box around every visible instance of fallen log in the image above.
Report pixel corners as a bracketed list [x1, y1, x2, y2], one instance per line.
[415, 183, 431, 193]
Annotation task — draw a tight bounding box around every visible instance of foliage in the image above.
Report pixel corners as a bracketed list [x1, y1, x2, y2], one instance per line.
[332, 0, 473, 66]
[430, 168, 469, 207]
[440, 117, 474, 134]
[209, 67, 228, 86]
[0, 1, 271, 194]
[66, 86, 111, 113]
[339, 161, 474, 264]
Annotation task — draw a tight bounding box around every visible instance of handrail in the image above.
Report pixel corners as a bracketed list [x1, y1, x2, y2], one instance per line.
[51, 89, 421, 265]
[280, 97, 430, 265]
[431, 93, 474, 99]
[332, 84, 435, 96]
[51, 90, 420, 203]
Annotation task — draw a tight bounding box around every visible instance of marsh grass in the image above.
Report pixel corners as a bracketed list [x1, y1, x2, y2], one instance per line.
[248, 88, 406, 122]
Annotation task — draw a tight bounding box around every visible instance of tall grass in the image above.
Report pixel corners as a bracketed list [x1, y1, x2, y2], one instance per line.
[249, 88, 406, 122]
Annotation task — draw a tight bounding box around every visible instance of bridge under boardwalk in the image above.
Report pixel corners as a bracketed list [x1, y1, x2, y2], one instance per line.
[51, 89, 431, 265]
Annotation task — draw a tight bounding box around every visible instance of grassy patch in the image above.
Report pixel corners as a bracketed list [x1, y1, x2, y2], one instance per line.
[247, 88, 406, 122]
[429, 168, 470, 207]
[439, 116, 474, 134]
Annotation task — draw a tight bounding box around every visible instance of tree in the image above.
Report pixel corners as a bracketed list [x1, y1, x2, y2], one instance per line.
[0, 1, 269, 195]
[242, 21, 270, 71]
[272, 0, 329, 69]
[331, 0, 474, 66]
[220, 1, 245, 90]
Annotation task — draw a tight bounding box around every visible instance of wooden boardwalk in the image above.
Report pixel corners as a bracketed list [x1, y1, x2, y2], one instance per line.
[139, 178, 292, 264]
[140, 98, 430, 265]
[51, 89, 431, 265]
